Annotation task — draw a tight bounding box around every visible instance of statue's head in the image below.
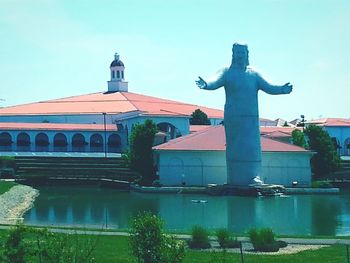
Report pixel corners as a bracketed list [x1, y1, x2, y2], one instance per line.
[231, 43, 249, 69]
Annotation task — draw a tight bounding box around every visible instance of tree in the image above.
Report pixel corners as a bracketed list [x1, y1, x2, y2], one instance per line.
[189, 109, 211, 125]
[291, 129, 307, 148]
[125, 119, 158, 185]
[130, 212, 185, 263]
[304, 125, 341, 180]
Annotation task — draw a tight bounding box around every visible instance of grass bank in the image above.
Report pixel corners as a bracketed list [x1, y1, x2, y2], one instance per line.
[51, 235, 350, 263]
[0, 181, 17, 195]
[0, 229, 348, 263]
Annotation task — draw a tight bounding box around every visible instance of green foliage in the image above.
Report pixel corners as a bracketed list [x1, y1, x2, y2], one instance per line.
[189, 109, 211, 125]
[130, 212, 163, 263]
[32, 228, 97, 263]
[248, 228, 280, 252]
[1, 225, 97, 263]
[311, 180, 333, 188]
[291, 129, 307, 148]
[188, 225, 211, 249]
[0, 181, 17, 195]
[3, 224, 27, 263]
[160, 235, 185, 263]
[304, 125, 341, 180]
[129, 212, 185, 263]
[124, 119, 158, 185]
[215, 228, 239, 249]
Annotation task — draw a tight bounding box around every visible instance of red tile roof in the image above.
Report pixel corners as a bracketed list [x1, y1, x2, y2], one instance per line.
[307, 118, 350, 127]
[189, 125, 212, 133]
[260, 126, 300, 135]
[0, 122, 118, 132]
[0, 92, 224, 119]
[153, 125, 309, 152]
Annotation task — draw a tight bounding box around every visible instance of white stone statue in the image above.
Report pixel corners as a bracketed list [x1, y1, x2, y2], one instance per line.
[196, 43, 292, 187]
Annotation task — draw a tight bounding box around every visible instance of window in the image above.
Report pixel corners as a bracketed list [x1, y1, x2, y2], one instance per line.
[117, 71, 120, 78]
[112, 71, 115, 79]
[121, 71, 124, 79]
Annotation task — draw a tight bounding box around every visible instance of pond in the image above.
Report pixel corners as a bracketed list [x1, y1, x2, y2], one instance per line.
[24, 186, 350, 236]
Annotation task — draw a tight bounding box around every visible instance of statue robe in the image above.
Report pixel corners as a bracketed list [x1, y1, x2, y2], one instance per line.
[204, 66, 288, 186]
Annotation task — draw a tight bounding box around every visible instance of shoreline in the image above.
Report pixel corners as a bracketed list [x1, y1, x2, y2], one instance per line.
[0, 184, 39, 224]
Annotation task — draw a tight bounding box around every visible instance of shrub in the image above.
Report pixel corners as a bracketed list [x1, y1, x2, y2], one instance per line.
[188, 225, 211, 249]
[311, 180, 333, 188]
[129, 212, 185, 263]
[3, 224, 27, 263]
[215, 228, 239, 248]
[32, 228, 97, 263]
[248, 228, 281, 252]
[160, 235, 185, 263]
[1, 224, 97, 263]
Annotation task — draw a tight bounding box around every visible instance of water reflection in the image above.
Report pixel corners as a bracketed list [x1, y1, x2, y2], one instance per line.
[24, 187, 350, 235]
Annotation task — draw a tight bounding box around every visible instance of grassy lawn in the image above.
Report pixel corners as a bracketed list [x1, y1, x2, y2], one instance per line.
[0, 181, 17, 195]
[91, 235, 348, 262]
[0, 228, 348, 262]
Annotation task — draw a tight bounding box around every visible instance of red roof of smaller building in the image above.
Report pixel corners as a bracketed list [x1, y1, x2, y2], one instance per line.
[153, 125, 309, 152]
[0, 122, 118, 132]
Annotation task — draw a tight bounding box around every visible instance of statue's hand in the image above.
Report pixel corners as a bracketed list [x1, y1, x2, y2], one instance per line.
[283, 82, 293, 94]
[195, 76, 207, 89]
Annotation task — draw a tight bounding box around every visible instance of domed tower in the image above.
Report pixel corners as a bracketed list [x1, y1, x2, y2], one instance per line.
[107, 53, 128, 92]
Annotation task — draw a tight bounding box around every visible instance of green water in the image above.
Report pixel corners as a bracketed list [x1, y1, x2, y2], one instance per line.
[24, 186, 350, 236]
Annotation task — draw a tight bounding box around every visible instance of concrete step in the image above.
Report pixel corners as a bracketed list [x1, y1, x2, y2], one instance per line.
[14, 162, 126, 168]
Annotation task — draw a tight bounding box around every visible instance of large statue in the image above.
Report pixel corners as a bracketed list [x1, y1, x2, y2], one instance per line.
[196, 43, 292, 187]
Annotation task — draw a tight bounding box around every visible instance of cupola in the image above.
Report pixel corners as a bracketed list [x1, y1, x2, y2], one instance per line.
[107, 53, 128, 92]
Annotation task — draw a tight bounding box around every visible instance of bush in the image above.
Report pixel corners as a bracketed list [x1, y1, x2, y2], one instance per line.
[1, 224, 97, 263]
[188, 225, 211, 249]
[215, 228, 239, 248]
[160, 235, 185, 263]
[311, 180, 333, 188]
[129, 212, 185, 263]
[3, 224, 27, 263]
[248, 228, 281, 252]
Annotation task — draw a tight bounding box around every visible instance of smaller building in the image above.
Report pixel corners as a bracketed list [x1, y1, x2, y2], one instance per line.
[153, 125, 313, 187]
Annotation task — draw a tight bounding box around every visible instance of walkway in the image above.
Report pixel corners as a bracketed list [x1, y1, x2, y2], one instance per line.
[0, 225, 349, 245]
[0, 151, 121, 158]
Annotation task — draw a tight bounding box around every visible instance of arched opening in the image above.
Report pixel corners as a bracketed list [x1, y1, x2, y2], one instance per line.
[17, 132, 30, 151]
[157, 122, 182, 142]
[53, 133, 68, 152]
[344, 138, 350, 156]
[0, 132, 12, 151]
[90, 133, 103, 152]
[35, 133, 49, 152]
[72, 133, 87, 152]
[108, 134, 121, 153]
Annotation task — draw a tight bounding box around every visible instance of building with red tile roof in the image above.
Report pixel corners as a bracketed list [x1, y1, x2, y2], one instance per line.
[0, 54, 223, 154]
[153, 125, 313, 187]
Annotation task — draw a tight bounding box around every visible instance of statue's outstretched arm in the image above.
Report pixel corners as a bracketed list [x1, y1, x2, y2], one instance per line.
[196, 68, 226, 90]
[257, 74, 293, 95]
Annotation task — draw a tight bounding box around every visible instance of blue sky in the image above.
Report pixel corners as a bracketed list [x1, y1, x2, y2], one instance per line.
[0, 0, 349, 121]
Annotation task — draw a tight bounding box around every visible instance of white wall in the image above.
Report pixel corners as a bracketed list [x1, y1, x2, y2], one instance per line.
[156, 150, 312, 187]
[156, 151, 227, 186]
